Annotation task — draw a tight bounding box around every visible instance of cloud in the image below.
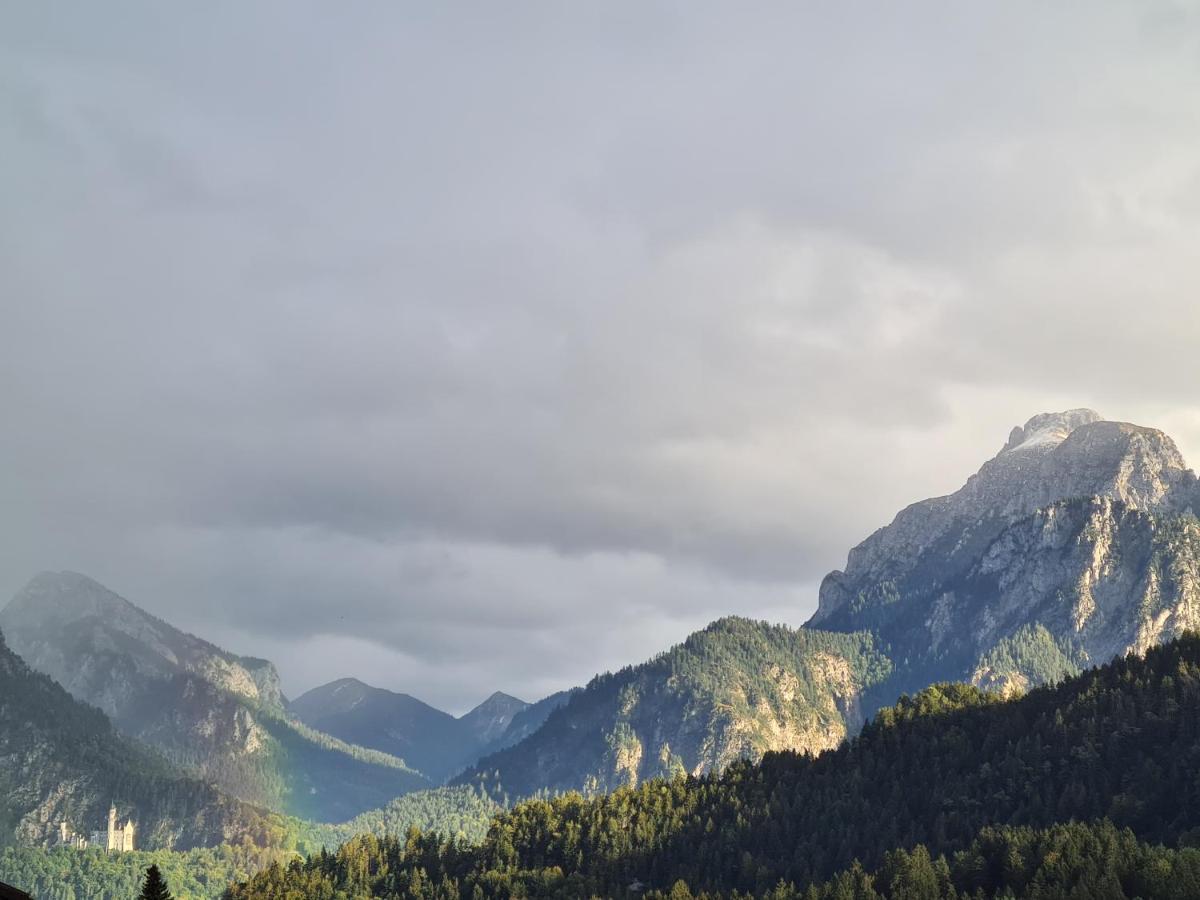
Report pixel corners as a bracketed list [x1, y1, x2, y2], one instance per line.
[3, 2, 1200, 709]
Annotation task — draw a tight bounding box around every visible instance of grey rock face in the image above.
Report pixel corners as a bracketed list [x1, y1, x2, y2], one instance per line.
[808, 409, 1200, 697]
[812, 410, 1197, 629]
[0, 571, 286, 716]
[458, 691, 530, 745]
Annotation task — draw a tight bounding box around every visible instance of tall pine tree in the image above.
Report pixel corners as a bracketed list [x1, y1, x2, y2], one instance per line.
[139, 864, 173, 900]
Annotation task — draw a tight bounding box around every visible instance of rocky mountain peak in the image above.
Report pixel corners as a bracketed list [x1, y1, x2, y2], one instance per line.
[459, 691, 530, 745]
[811, 411, 1197, 628]
[1001, 408, 1102, 454]
[0, 572, 286, 711]
[10, 570, 137, 621]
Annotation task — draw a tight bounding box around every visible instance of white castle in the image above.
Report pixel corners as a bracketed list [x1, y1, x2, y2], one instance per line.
[57, 804, 136, 852]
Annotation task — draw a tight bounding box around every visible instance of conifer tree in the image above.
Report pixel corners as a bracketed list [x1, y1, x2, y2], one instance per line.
[139, 864, 173, 900]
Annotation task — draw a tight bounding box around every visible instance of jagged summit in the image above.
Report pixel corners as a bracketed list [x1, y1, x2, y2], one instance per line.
[468, 690, 529, 711]
[807, 409, 1200, 699]
[811, 410, 1197, 629]
[1001, 408, 1102, 453]
[459, 691, 530, 745]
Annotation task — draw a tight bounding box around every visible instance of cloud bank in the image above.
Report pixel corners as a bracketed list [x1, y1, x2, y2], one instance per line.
[3, 2, 1200, 709]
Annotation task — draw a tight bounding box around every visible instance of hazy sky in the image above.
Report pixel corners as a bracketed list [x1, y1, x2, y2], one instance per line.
[4, 3, 1200, 711]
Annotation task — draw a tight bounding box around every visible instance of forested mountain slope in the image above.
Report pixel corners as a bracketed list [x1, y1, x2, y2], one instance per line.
[0, 628, 281, 851]
[453, 617, 891, 798]
[226, 632, 1200, 898]
[0, 572, 428, 821]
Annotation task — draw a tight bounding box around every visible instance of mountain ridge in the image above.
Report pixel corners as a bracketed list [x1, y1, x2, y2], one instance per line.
[0, 574, 428, 822]
[453, 616, 892, 798]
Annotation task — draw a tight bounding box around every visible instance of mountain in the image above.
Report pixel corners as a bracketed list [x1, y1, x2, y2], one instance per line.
[474, 688, 576, 757]
[225, 632, 1200, 899]
[0, 628, 280, 851]
[446, 410, 1200, 802]
[290, 679, 560, 783]
[288, 679, 468, 782]
[458, 692, 530, 746]
[810, 409, 1200, 696]
[0, 573, 428, 822]
[454, 617, 891, 798]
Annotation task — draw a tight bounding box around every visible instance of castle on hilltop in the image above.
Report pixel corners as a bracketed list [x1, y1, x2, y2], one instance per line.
[57, 804, 136, 852]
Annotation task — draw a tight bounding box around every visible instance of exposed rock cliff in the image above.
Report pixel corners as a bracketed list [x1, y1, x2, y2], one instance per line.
[454, 618, 890, 798]
[809, 410, 1200, 696]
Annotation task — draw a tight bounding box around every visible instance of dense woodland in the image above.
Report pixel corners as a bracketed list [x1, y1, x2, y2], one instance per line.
[0, 788, 502, 900]
[225, 633, 1200, 899]
[219, 820, 1200, 900]
[0, 845, 276, 900]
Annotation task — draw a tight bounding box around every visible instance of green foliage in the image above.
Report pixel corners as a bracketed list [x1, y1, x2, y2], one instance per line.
[0, 789, 500, 900]
[0, 845, 275, 900]
[296, 787, 505, 851]
[139, 863, 175, 900]
[751, 820, 1200, 899]
[973, 624, 1081, 693]
[455, 618, 892, 798]
[225, 633, 1200, 898]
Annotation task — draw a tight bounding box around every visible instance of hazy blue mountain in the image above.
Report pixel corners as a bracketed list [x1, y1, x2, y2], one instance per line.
[0, 627, 278, 850]
[0, 573, 427, 822]
[458, 691, 530, 745]
[289, 678, 470, 782]
[475, 689, 577, 757]
[291, 680, 560, 782]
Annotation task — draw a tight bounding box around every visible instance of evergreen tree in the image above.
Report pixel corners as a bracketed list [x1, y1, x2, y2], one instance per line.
[139, 864, 174, 900]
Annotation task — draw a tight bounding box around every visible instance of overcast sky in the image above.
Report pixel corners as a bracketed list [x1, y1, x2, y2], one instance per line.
[4, 3, 1200, 712]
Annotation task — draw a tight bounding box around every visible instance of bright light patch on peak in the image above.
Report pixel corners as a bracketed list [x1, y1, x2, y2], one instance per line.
[1003, 409, 1103, 454]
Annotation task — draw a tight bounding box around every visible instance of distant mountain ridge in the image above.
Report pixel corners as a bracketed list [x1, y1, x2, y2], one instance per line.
[289, 679, 569, 783]
[0, 573, 428, 822]
[288, 678, 472, 782]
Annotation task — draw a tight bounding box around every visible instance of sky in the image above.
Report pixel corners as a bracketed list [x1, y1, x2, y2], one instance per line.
[4, 3, 1200, 712]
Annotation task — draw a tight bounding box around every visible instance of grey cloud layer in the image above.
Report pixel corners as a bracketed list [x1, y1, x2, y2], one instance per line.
[3, 2, 1200, 709]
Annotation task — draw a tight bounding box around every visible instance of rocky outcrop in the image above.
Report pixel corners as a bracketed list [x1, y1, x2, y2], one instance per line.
[453, 618, 890, 799]
[809, 409, 1200, 696]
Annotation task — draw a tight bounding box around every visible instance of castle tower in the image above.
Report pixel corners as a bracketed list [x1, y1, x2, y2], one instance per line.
[107, 804, 117, 852]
